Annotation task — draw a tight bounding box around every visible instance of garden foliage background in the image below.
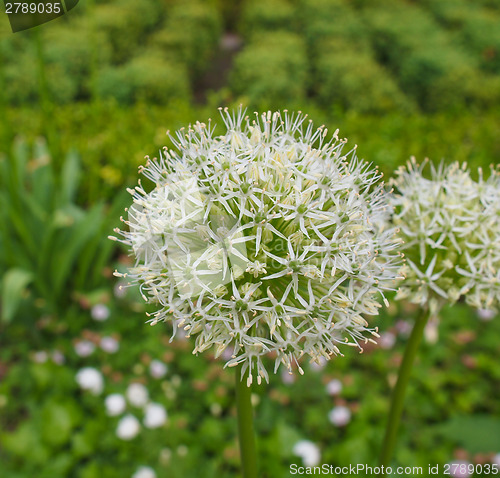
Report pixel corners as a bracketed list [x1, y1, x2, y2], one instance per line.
[0, 0, 499, 476]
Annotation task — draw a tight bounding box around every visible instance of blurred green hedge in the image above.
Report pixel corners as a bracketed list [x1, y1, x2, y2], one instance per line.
[362, 2, 500, 111]
[239, 0, 296, 39]
[230, 32, 308, 108]
[96, 52, 191, 105]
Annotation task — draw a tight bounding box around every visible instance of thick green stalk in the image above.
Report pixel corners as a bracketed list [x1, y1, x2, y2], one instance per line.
[379, 309, 430, 470]
[235, 365, 258, 478]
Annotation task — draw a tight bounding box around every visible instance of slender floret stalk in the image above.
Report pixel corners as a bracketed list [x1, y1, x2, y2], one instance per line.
[110, 108, 403, 384]
[379, 308, 429, 470]
[235, 364, 258, 478]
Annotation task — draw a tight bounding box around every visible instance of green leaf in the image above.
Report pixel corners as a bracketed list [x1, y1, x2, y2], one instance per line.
[0, 421, 49, 463]
[11, 138, 29, 190]
[276, 421, 303, 458]
[437, 415, 500, 454]
[51, 202, 104, 300]
[41, 400, 81, 447]
[60, 149, 81, 205]
[29, 151, 54, 213]
[1, 268, 33, 322]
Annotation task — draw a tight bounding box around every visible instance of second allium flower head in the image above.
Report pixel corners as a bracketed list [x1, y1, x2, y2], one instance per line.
[390, 158, 500, 314]
[113, 108, 402, 384]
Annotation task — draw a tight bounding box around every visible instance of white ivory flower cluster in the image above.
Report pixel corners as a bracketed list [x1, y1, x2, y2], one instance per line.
[390, 158, 500, 313]
[112, 109, 402, 384]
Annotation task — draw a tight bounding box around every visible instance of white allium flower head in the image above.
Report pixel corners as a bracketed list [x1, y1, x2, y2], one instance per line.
[390, 158, 500, 313]
[492, 453, 500, 466]
[132, 467, 157, 478]
[143, 402, 168, 428]
[328, 405, 351, 426]
[116, 414, 141, 440]
[112, 108, 402, 385]
[126, 382, 149, 408]
[105, 393, 127, 416]
[293, 440, 321, 467]
[76, 367, 104, 395]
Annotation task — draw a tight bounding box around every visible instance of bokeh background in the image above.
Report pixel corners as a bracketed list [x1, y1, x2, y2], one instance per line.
[0, 0, 499, 477]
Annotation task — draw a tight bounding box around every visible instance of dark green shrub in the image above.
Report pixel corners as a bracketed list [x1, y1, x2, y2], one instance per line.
[363, 4, 444, 64]
[315, 45, 413, 113]
[421, 0, 473, 27]
[239, 0, 296, 39]
[89, 0, 163, 64]
[149, 1, 222, 77]
[460, 12, 500, 73]
[428, 66, 500, 111]
[362, 3, 489, 111]
[230, 32, 308, 108]
[423, 0, 500, 73]
[42, 24, 112, 101]
[299, 0, 370, 56]
[4, 50, 38, 105]
[96, 52, 191, 105]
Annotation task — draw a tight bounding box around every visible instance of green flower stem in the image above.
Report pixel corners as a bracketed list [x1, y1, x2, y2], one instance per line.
[235, 365, 258, 478]
[380, 308, 430, 471]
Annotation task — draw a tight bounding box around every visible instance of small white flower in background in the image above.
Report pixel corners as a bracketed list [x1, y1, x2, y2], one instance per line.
[395, 319, 412, 337]
[390, 159, 500, 314]
[159, 448, 172, 465]
[171, 375, 182, 388]
[33, 351, 48, 363]
[105, 393, 126, 416]
[447, 461, 472, 478]
[143, 402, 168, 428]
[379, 331, 396, 349]
[116, 414, 141, 440]
[100, 336, 120, 354]
[177, 445, 188, 457]
[126, 382, 149, 407]
[76, 367, 104, 395]
[131, 466, 156, 478]
[74, 340, 95, 357]
[51, 350, 65, 365]
[149, 359, 168, 379]
[309, 356, 327, 372]
[221, 346, 234, 361]
[281, 369, 296, 385]
[210, 403, 222, 417]
[328, 405, 351, 427]
[111, 108, 403, 385]
[293, 440, 321, 467]
[424, 318, 439, 344]
[492, 453, 500, 466]
[325, 379, 342, 396]
[91, 303, 110, 321]
[477, 308, 495, 321]
[114, 281, 127, 299]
